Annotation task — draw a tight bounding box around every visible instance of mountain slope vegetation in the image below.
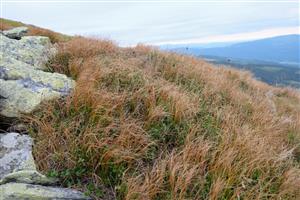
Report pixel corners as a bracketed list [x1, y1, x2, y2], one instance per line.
[1, 19, 300, 200]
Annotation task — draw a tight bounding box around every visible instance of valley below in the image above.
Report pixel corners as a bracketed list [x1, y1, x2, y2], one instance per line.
[200, 55, 300, 88]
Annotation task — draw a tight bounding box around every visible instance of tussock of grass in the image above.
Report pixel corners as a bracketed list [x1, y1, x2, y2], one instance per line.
[21, 35, 300, 200]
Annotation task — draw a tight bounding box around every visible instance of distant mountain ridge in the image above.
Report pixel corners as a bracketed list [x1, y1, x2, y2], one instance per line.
[2, 18, 300, 200]
[166, 34, 300, 64]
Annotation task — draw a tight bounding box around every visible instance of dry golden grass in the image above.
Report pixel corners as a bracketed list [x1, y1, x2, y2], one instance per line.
[20, 34, 300, 199]
[27, 26, 70, 43]
[0, 18, 24, 30]
[1, 18, 69, 43]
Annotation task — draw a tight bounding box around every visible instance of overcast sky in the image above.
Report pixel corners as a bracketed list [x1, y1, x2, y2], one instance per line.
[1, 0, 299, 46]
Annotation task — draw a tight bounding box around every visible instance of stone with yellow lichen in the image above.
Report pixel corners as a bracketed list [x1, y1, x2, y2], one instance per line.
[0, 33, 55, 70]
[2, 26, 28, 39]
[0, 170, 57, 185]
[0, 28, 91, 200]
[0, 34, 74, 118]
[0, 183, 91, 200]
[0, 133, 36, 179]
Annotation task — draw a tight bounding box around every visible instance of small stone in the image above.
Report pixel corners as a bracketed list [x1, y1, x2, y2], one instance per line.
[0, 170, 57, 186]
[3, 26, 28, 39]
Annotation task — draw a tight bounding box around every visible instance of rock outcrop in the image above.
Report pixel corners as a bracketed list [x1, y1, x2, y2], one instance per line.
[0, 132, 90, 200]
[1, 32, 54, 69]
[2, 26, 28, 39]
[0, 27, 90, 199]
[0, 28, 75, 118]
[0, 132, 36, 179]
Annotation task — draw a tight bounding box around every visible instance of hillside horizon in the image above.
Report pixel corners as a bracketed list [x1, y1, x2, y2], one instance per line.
[162, 34, 300, 64]
[1, 18, 300, 200]
[161, 34, 300, 89]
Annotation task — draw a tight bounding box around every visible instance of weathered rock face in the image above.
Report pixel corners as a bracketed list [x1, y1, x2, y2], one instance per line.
[0, 183, 91, 200]
[0, 132, 90, 200]
[0, 170, 57, 185]
[0, 33, 55, 69]
[0, 34, 75, 118]
[0, 132, 36, 179]
[0, 28, 90, 199]
[2, 26, 28, 40]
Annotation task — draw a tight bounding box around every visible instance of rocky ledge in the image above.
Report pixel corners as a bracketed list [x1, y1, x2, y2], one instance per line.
[0, 27, 75, 118]
[0, 27, 90, 199]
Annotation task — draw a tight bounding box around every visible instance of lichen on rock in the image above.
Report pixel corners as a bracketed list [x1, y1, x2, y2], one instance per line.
[0, 33, 55, 69]
[0, 132, 36, 179]
[0, 27, 90, 199]
[0, 33, 74, 118]
[0, 132, 90, 200]
[0, 170, 57, 186]
[0, 183, 91, 200]
[2, 26, 28, 40]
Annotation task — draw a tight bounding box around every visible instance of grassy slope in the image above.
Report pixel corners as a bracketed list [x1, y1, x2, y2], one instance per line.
[2, 19, 300, 199]
[0, 18, 70, 43]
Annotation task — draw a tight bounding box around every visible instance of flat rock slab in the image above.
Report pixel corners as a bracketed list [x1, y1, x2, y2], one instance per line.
[0, 132, 36, 179]
[0, 183, 91, 200]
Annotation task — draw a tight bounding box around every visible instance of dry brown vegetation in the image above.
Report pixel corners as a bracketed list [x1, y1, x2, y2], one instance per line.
[0, 18, 70, 43]
[3, 19, 299, 199]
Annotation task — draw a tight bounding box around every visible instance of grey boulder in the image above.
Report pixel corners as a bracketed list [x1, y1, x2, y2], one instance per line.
[0, 133, 90, 200]
[0, 33, 55, 69]
[2, 26, 28, 39]
[0, 132, 36, 179]
[0, 34, 74, 118]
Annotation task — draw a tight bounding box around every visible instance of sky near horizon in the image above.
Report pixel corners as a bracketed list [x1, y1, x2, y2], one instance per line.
[1, 0, 299, 46]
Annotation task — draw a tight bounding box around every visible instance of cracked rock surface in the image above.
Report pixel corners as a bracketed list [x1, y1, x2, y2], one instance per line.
[0, 32, 75, 118]
[0, 27, 90, 199]
[0, 132, 36, 179]
[0, 132, 90, 200]
[0, 31, 55, 69]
